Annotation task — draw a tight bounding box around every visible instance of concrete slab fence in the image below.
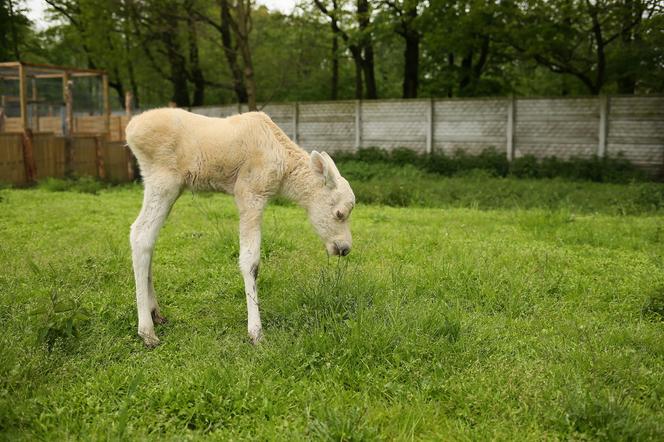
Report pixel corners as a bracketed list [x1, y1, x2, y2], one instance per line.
[193, 95, 664, 175]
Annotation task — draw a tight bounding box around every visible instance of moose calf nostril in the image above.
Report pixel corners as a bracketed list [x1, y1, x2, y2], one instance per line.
[340, 246, 350, 256]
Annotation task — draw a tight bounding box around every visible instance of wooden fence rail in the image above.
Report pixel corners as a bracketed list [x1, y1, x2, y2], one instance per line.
[0, 133, 134, 186]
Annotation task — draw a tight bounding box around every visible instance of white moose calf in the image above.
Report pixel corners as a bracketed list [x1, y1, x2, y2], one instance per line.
[126, 108, 355, 347]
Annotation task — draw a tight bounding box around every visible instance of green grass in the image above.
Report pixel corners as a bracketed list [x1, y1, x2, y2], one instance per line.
[337, 162, 664, 215]
[1, 176, 664, 440]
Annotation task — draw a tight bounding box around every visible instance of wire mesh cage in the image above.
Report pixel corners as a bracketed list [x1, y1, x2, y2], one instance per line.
[0, 62, 109, 136]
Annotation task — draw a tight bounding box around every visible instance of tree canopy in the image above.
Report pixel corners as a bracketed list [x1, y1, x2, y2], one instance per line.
[2, 0, 662, 109]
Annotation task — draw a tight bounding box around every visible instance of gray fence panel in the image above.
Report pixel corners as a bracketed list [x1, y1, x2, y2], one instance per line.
[190, 95, 664, 174]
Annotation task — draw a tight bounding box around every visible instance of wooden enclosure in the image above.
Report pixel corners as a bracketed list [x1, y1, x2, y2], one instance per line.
[0, 62, 135, 185]
[0, 61, 129, 141]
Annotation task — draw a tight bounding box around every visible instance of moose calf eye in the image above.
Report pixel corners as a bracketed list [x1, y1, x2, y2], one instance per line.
[335, 210, 345, 220]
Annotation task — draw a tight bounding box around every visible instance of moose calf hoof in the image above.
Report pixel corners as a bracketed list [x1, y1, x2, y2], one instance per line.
[139, 331, 160, 348]
[152, 311, 168, 325]
[248, 328, 263, 345]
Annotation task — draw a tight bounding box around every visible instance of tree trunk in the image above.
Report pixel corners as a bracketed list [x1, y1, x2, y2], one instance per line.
[459, 50, 473, 95]
[233, 0, 257, 110]
[218, 0, 248, 103]
[352, 48, 363, 99]
[162, 13, 190, 107]
[587, 0, 606, 95]
[109, 73, 125, 110]
[127, 59, 140, 109]
[617, 0, 639, 94]
[362, 45, 377, 99]
[7, 0, 21, 59]
[399, 4, 419, 99]
[186, 0, 205, 106]
[447, 52, 454, 97]
[122, 0, 140, 108]
[470, 35, 490, 93]
[331, 31, 339, 100]
[357, 0, 377, 99]
[402, 31, 419, 98]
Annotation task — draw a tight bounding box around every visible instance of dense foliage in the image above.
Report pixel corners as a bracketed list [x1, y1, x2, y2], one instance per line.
[2, 0, 663, 109]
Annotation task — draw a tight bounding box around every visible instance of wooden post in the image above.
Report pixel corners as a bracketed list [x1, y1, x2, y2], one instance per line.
[31, 77, 38, 131]
[426, 98, 434, 154]
[0, 94, 4, 132]
[94, 136, 106, 180]
[18, 62, 28, 131]
[123, 91, 135, 181]
[64, 72, 75, 177]
[506, 95, 516, 162]
[102, 74, 110, 137]
[293, 102, 299, 144]
[64, 74, 73, 135]
[124, 91, 133, 119]
[126, 146, 135, 181]
[355, 100, 362, 150]
[21, 128, 37, 184]
[598, 95, 609, 158]
[61, 72, 69, 135]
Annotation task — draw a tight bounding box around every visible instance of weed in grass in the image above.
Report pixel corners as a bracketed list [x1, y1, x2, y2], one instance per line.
[561, 388, 661, 440]
[31, 289, 90, 351]
[307, 405, 376, 441]
[642, 287, 664, 321]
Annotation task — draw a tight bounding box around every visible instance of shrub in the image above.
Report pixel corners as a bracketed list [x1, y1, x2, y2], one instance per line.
[389, 147, 421, 166]
[334, 147, 650, 183]
[38, 176, 108, 195]
[353, 146, 390, 163]
[642, 287, 664, 321]
[510, 155, 540, 178]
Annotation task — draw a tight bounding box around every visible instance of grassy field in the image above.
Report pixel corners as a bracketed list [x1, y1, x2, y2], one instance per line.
[1, 175, 664, 440]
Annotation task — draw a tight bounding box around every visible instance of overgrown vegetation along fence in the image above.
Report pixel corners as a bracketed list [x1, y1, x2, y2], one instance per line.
[0, 133, 133, 185]
[193, 95, 664, 175]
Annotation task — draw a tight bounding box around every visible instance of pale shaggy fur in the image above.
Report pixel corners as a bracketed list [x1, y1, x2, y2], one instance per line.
[126, 108, 355, 346]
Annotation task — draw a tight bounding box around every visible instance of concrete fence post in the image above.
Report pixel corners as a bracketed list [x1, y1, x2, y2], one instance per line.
[426, 98, 434, 154]
[293, 102, 299, 144]
[355, 100, 362, 150]
[598, 95, 609, 158]
[506, 95, 516, 161]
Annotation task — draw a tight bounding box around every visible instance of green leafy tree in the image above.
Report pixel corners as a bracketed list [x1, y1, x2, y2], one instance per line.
[504, 0, 663, 94]
[422, 0, 510, 97]
[0, 0, 34, 61]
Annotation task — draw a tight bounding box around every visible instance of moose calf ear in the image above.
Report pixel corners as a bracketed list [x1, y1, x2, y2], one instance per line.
[311, 150, 325, 176]
[310, 150, 337, 189]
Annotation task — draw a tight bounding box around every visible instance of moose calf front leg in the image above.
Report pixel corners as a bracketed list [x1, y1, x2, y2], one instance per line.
[237, 201, 265, 344]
